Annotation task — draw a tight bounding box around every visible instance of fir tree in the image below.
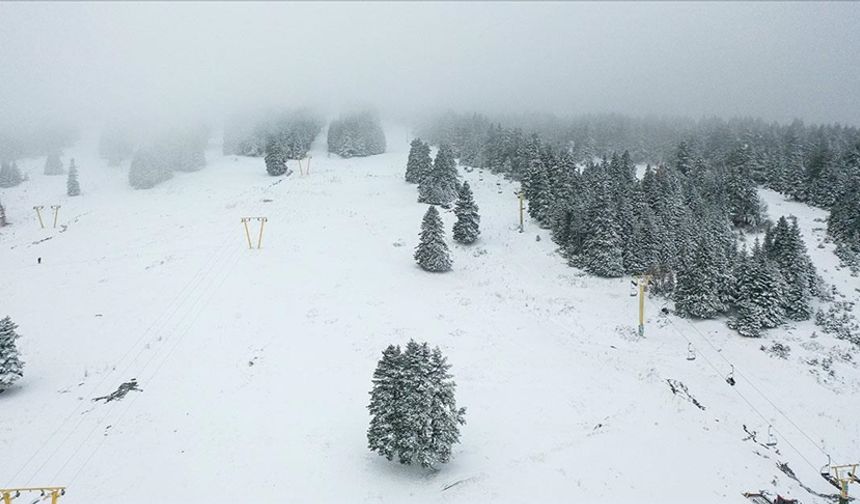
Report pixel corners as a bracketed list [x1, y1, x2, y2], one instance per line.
[724, 162, 765, 229]
[129, 148, 172, 189]
[367, 344, 405, 461]
[452, 181, 480, 244]
[582, 183, 624, 277]
[765, 216, 815, 320]
[784, 156, 807, 202]
[524, 159, 552, 227]
[674, 237, 727, 319]
[0, 160, 23, 188]
[264, 138, 288, 176]
[829, 177, 860, 252]
[418, 144, 459, 206]
[0, 316, 24, 393]
[405, 139, 432, 184]
[730, 242, 786, 336]
[367, 341, 466, 468]
[674, 141, 694, 175]
[327, 112, 386, 158]
[415, 206, 452, 272]
[66, 159, 80, 196]
[733, 299, 765, 338]
[44, 152, 64, 175]
[0, 199, 7, 227]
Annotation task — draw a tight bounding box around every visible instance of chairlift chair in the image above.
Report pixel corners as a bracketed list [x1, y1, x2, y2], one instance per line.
[766, 425, 777, 447]
[686, 343, 696, 361]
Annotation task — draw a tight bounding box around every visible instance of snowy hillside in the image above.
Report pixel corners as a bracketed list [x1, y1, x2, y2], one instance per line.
[1, 125, 859, 503]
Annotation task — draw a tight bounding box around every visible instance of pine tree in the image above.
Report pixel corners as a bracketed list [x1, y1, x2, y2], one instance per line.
[0, 160, 23, 188]
[66, 159, 80, 196]
[730, 242, 785, 336]
[724, 161, 765, 229]
[582, 183, 624, 277]
[415, 206, 452, 272]
[452, 181, 480, 244]
[525, 159, 552, 227]
[264, 138, 288, 176]
[733, 299, 765, 338]
[0, 316, 24, 392]
[367, 341, 465, 468]
[405, 139, 431, 184]
[44, 152, 64, 175]
[675, 141, 694, 175]
[765, 216, 815, 320]
[327, 112, 386, 158]
[418, 144, 459, 206]
[829, 177, 860, 252]
[0, 199, 7, 227]
[674, 237, 727, 319]
[784, 155, 807, 202]
[129, 148, 172, 189]
[367, 344, 405, 461]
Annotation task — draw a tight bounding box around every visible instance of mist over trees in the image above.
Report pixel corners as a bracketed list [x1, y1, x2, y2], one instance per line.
[129, 125, 209, 189]
[224, 109, 323, 160]
[327, 112, 386, 158]
[99, 121, 137, 167]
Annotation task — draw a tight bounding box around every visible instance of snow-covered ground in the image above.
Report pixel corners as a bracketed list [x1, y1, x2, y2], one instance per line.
[1, 126, 859, 503]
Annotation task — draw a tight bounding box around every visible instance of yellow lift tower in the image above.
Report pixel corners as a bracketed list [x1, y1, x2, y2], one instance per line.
[1, 487, 66, 504]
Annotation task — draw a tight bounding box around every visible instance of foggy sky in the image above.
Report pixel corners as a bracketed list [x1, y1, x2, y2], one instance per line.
[1, 1, 859, 126]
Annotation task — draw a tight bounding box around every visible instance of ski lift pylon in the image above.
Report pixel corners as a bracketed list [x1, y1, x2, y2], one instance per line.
[726, 364, 736, 386]
[686, 343, 696, 361]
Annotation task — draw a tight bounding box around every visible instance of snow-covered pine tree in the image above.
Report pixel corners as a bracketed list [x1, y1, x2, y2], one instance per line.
[452, 181, 480, 244]
[525, 159, 552, 227]
[327, 112, 386, 158]
[582, 182, 624, 277]
[129, 147, 172, 189]
[784, 156, 807, 202]
[66, 159, 80, 196]
[421, 345, 467, 466]
[0, 316, 24, 392]
[675, 141, 694, 175]
[829, 176, 860, 253]
[0, 160, 23, 188]
[765, 216, 815, 320]
[732, 299, 765, 338]
[0, 199, 7, 227]
[367, 344, 405, 461]
[368, 340, 465, 468]
[724, 159, 765, 229]
[405, 139, 432, 184]
[44, 152, 64, 175]
[415, 206, 452, 272]
[0, 161, 9, 188]
[264, 137, 288, 176]
[674, 237, 727, 319]
[418, 144, 459, 206]
[730, 241, 786, 336]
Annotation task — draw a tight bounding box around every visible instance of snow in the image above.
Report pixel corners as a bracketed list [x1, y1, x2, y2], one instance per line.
[1, 126, 859, 503]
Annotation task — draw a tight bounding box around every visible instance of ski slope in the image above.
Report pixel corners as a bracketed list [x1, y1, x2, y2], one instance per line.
[1, 125, 859, 503]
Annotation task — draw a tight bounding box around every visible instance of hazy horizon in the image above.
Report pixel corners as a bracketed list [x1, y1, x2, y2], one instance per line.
[1, 2, 859, 127]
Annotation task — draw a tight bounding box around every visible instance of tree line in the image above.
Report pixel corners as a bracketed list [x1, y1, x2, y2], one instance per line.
[327, 111, 386, 159]
[416, 113, 848, 337]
